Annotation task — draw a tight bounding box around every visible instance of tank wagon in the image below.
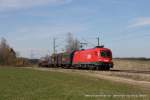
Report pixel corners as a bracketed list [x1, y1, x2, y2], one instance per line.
[39, 46, 113, 70]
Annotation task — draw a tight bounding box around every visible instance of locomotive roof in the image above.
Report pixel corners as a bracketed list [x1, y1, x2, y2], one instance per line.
[78, 47, 111, 52]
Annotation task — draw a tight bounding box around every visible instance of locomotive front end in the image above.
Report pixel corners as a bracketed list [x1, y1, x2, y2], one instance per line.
[98, 49, 113, 69]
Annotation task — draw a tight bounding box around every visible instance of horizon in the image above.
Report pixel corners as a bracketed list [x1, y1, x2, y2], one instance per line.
[0, 0, 150, 58]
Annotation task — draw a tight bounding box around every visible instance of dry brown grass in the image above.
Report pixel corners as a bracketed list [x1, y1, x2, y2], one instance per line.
[109, 59, 150, 82]
[113, 59, 150, 71]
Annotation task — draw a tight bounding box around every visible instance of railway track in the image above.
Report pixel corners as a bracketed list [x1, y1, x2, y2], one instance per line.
[29, 66, 150, 90]
[110, 69, 150, 74]
[35, 66, 150, 82]
[39, 65, 150, 74]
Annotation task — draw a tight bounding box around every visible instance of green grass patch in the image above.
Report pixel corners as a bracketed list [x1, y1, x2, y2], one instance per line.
[0, 67, 149, 100]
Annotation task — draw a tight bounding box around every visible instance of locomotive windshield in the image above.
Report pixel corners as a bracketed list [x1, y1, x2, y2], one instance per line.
[100, 50, 111, 58]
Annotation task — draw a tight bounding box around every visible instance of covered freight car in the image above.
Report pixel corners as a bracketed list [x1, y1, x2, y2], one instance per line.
[50, 51, 75, 68]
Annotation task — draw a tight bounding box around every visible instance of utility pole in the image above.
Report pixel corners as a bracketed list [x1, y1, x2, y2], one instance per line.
[30, 50, 34, 59]
[53, 38, 56, 55]
[96, 33, 104, 48]
[97, 37, 100, 46]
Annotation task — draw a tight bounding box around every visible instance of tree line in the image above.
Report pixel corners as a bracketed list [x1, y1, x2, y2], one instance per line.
[0, 38, 29, 66]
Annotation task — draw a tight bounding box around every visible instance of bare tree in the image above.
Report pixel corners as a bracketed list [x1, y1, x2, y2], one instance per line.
[65, 32, 80, 52]
[0, 37, 16, 65]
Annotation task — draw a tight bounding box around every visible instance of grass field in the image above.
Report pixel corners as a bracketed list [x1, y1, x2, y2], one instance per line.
[0, 67, 149, 100]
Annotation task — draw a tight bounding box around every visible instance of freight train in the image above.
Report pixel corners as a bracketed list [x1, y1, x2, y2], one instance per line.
[39, 46, 113, 70]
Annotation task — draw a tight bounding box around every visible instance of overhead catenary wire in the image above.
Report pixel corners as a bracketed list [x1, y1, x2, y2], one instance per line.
[49, 32, 150, 55]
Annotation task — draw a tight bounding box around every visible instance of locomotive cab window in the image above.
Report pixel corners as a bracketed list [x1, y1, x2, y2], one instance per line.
[100, 50, 111, 57]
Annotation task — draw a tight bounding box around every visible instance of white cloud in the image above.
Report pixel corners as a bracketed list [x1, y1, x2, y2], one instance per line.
[0, 0, 72, 11]
[128, 17, 150, 28]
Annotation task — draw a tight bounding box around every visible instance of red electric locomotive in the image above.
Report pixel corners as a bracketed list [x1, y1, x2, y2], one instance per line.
[72, 46, 113, 70]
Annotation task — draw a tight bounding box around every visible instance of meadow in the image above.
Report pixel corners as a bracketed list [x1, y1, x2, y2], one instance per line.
[0, 67, 149, 100]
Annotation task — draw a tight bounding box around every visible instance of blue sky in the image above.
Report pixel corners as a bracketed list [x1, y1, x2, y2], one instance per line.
[0, 0, 150, 58]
